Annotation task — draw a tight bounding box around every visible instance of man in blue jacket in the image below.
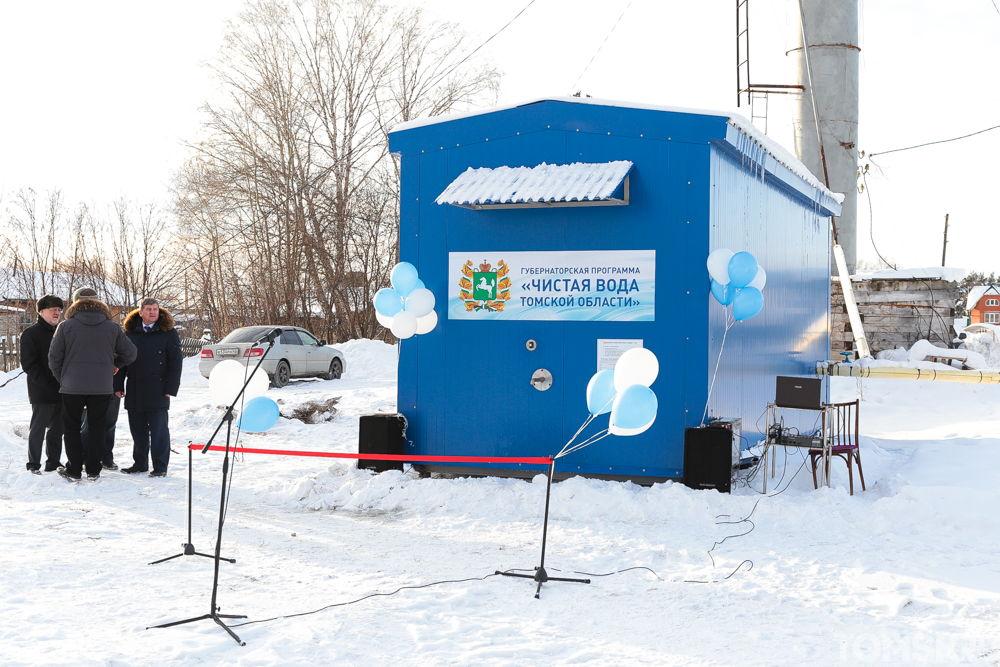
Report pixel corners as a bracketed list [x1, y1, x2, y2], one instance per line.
[114, 298, 182, 477]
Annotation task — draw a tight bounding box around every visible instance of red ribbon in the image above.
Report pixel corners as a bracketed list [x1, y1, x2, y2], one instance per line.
[189, 443, 552, 465]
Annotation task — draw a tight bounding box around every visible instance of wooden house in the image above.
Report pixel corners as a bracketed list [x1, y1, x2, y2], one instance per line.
[967, 285, 1000, 324]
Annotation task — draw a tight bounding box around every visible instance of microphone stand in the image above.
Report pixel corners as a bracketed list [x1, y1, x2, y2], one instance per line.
[148, 444, 235, 565]
[497, 458, 591, 599]
[148, 330, 281, 646]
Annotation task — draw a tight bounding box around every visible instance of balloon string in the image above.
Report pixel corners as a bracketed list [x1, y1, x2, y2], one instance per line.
[701, 313, 734, 427]
[557, 413, 597, 458]
[557, 430, 610, 458]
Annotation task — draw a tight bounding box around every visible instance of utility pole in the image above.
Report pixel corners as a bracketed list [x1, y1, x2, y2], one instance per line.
[941, 213, 950, 267]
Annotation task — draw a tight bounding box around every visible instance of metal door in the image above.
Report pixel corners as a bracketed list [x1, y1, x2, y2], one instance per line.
[442, 321, 565, 462]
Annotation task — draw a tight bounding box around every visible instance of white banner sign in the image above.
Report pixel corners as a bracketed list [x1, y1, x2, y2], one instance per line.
[447, 250, 655, 321]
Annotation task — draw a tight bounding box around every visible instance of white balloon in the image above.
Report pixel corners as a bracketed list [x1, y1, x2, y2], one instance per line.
[242, 367, 270, 402]
[609, 416, 656, 436]
[707, 248, 734, 285]
[210, 359, 269, 407]
[613, 347, 659, 392]
[403, 288, 435, 318]
[390, 310, 418, 339]
[375, 310, 394, 328]
[748, 266, 767, 291]
[414, 309, 438, 335]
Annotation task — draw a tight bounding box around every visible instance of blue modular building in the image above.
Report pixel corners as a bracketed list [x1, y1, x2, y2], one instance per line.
[387, 97, 842, 483]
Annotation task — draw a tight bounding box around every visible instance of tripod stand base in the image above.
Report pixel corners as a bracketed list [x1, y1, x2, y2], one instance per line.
[148, 610, 248, 646]
[149, 543, 236, 565]
[498, 567, 591, 599]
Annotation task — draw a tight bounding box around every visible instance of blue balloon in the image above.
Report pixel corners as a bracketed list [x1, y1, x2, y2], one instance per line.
[732, 286, 764, 321]
[414, 278, 425, 291]
[586, 369, 617, 415]
[374, 288, 402, 317]
[610, 384, 658, 430]
[237, 396, 280, 432]
[728, 252, 759, 289]
[710, 279, 735, 305]
[391, 262, 420, 297]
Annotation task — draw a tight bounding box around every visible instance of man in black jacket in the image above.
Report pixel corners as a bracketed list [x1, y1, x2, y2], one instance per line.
[21, 294, 65, 473]
[114, 298, 182, 477]
[49, 287, 137, 480]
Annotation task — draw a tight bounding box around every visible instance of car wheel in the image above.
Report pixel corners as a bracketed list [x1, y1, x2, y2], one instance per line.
[324, 358, 342, 380]
[272, 360, 291, 388]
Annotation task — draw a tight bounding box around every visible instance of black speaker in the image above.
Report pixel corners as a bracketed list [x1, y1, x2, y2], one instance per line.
[358, 414, 406, 473]
[683, 427, 732, 493]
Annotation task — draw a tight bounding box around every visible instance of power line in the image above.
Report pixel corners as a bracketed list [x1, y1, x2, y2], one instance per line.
[569, 0, 633, 93]
[869, 123, 1000, 159]
[990, 0, 1000, 18]
[424, 0, 539, 94]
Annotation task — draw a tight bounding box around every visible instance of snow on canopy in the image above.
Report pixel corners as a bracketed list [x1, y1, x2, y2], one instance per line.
[966, 284, 1000, 312]
[850, 267, 966, 282]
[435, 160, 633, 206]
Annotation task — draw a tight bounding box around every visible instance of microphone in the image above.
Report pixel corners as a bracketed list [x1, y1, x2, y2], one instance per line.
[257, 328, 283, 344]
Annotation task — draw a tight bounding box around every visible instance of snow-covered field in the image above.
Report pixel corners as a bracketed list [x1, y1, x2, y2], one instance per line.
[2, 340, 1000, 666]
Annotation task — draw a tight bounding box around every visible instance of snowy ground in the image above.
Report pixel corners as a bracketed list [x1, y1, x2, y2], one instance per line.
[2, 341, 1000, 666]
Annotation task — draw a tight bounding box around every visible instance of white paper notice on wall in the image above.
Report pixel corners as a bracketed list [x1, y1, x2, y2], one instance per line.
[597, 339, 643, 371]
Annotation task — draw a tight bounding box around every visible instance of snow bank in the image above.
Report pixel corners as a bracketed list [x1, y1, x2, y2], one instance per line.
[333, 338, 397, 381]
[871, 339, 994, 371]
[965, 332, 1000, 368]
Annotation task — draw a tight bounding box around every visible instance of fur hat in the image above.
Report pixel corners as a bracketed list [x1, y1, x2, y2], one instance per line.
[71, 286, 99, 302]
[36, 294, 64, 311]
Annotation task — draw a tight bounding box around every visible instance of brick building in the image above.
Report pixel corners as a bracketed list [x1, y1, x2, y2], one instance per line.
[967, 285, 1000, 324]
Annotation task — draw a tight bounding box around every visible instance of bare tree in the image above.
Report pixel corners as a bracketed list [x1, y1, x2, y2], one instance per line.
[174, 0, 499, 341]
[107, 199, 180, 304]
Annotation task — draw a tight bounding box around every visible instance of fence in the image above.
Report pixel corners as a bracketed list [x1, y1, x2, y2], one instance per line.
[1, 333, 20, 373]
[180, 338, 205, 358]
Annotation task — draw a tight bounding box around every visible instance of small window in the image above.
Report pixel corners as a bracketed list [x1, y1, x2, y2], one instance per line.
[986, 298, 999, 307]
[987, 313, 1000, 323]
[280, 330, 301, 346]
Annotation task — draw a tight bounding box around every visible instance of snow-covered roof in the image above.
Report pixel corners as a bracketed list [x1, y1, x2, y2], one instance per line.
[967, 285, 1000, 312]
[435, 161, 632, 207]
[0, 304, 24, 312]
[851, 267, 967, 282]
[0, 269, 138, 306]
[392, 96, 844, 204]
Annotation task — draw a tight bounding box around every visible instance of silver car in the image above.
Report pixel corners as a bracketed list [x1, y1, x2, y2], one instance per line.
[199, 326, 346, 387]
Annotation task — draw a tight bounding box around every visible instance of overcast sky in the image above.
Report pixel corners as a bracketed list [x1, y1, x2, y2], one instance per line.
[1, 0, 997, 273]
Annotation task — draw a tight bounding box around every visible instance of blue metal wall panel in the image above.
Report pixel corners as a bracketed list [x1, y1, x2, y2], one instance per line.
[389, 100, 728, 158]
[392, 101, 832, 480]
[705, 147, 831, 445]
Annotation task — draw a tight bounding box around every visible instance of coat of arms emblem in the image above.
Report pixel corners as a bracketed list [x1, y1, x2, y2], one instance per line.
[459, 259, 511, 311]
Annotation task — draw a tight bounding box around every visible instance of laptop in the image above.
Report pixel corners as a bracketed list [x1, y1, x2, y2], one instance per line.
[774, 376, 823, 410]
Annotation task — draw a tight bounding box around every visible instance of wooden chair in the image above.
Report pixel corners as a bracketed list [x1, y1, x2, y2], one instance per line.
[810, 400, 866, 495]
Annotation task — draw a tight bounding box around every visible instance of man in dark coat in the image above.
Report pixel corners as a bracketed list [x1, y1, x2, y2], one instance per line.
[21, 294, 65, 473]
[114, 298, 182, 477]
[49, 287, 137, 480]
